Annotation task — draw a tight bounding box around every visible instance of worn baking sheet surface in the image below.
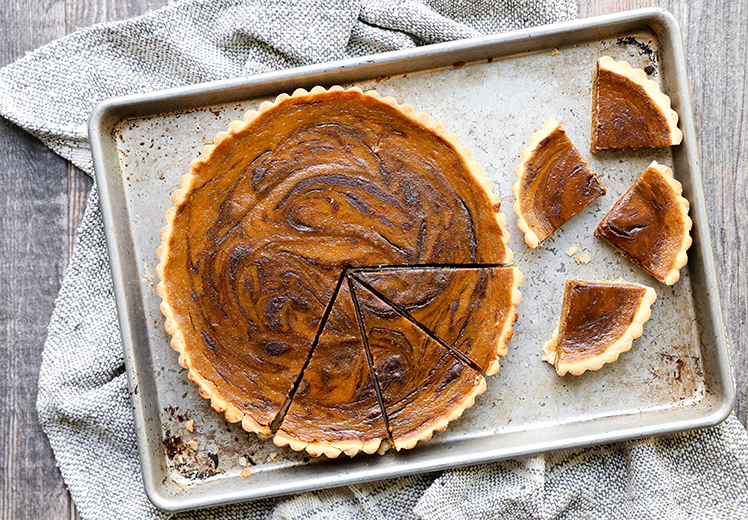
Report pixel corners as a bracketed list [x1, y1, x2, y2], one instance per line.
[92, 9, 732, 512]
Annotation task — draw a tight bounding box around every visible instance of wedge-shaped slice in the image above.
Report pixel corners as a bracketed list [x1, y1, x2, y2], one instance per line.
[513, 119, 606, 248]
[354, 266, 522, 375]
[543, 279, 657, 376]
[595, 161, 692, 285]
[274, 281, 389, 458]
[351, 279, 485, 451]
[591, 56, 682, 152]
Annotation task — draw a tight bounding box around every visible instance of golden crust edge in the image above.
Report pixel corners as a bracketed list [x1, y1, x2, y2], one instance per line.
[544, 281, 657, 376]
[512, 118, 561, 249]
[272, 431, 389, 459]
[595, 56, 683, 147]
[393, 374, 487, 452]
[483, 266, 524, 376]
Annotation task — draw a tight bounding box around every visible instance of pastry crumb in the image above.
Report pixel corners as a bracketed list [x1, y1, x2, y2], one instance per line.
[574, 253, 591, 265]
[241, 468, 252, 478]
[269, 452, 278, 462]
[566, 244, 581, 256]
[238, 456, 248, 467]
[548, 48, 560, 57]
[187, 440, 198, 450]
[185, 420, 194, 432]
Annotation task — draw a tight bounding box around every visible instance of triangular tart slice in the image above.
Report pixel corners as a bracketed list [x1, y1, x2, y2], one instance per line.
[591, 56, 682, 152]
[543, 279, 657, 376]
[513, 119, 606, 248]
[351, 279, 485, 451]
[274, 281, 389, 458]
[354, 266, 522, 375]
[595, 161, 692, 285]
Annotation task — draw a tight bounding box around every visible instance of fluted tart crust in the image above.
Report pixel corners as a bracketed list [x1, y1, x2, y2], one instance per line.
[591, 56, 682, 152]
[543, 279, 657, 376]
[156, 86, 517, 457]
[595, 161, 692, 285]
[513, 119, 606, 248]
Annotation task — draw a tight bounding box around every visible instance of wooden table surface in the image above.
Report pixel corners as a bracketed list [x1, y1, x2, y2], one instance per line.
[1, 0, 745, 517]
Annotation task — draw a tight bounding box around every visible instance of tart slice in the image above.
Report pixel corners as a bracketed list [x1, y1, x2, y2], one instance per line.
[543, 279, 657, 376]
[353, 266, 522, 375]
[591, 56, 682, 152]
[274, 281, 389, 458]
[351, 278, 485, 451]
[513, 119, 606, 248]
[595, 161, 692, 285]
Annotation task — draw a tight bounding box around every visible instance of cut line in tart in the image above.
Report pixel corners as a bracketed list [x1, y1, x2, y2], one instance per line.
[513, 119, 606, 248]
[350, 277, 486, 451]
[156, 85, 518, 458]
[353, 265, 522, 376]
[273, 280, 390, 458]
[595, 161, 692, 285]
[591, 56, 683, 152]
[543, 279, 657, 376]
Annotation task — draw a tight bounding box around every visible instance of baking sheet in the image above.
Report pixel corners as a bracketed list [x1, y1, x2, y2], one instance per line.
[90, 8, 734, 512]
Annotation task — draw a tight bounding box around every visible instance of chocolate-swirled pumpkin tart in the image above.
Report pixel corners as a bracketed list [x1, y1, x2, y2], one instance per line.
[156, 86, 516, 457]
[513, 119, 606, 248]
[543, 279, 657, 376]
[591, 56, 682, 152]
[595, 161, 692, 285]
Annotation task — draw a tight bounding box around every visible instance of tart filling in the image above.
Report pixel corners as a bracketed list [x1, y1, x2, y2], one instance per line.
[595, 161, 692, 285]
[157, 86, 516, 457]
[591, 56, 682, 152]
[274, 281, 389, 458]
[354, 266, 522, 376]
[513, 119, 606, 248]
[543, 279, 657, 376]
[351, 278, 486, 451]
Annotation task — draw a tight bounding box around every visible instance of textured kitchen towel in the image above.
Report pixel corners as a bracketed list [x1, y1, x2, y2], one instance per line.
[2, 0, 748, 519]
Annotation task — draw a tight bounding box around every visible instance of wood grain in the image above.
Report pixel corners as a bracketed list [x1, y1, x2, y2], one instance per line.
[0, 1, 745, 518]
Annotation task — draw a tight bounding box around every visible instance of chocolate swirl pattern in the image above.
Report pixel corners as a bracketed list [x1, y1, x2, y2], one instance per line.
[157, 86, 517, 455]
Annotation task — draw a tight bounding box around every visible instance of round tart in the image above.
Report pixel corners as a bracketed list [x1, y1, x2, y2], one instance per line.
[156, 86, 517, 457]
[591, 56, 682, 152]
[543, 279, 657, 376]
[595, 161, 692, 285]
[513, 119, 606, 248]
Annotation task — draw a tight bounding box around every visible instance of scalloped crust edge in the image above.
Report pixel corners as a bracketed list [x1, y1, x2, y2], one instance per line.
[592, 56, 683, 151]
[392, 373, 487, 452]
[272, 431, 391, 459]
[156, 85, 511, 454]
[512, 118, 562, 249]
[542, 280, 657, 376]
[483, 266, 524, 376]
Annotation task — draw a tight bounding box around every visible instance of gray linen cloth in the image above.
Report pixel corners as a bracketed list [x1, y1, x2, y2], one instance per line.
[2, 0, 747, 518]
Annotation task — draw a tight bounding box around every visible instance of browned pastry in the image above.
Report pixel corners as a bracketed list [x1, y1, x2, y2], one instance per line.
[595, 161, 692, 285]
[513, 119, 606, 248]
[543, 279, 657, 376]
[591, 56, 682, 152]
[351, 278, 485, 451]
[354, 266, 522, 375]
[274, 281, 389, 458]
[156, 86, 516, 456]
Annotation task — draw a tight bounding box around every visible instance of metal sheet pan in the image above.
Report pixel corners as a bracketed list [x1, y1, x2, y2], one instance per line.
[89, 8, 734, 513]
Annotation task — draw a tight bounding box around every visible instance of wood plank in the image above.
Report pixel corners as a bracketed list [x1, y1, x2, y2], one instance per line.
[0, 118, 73, 520]
[0, 1, 167, 519]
